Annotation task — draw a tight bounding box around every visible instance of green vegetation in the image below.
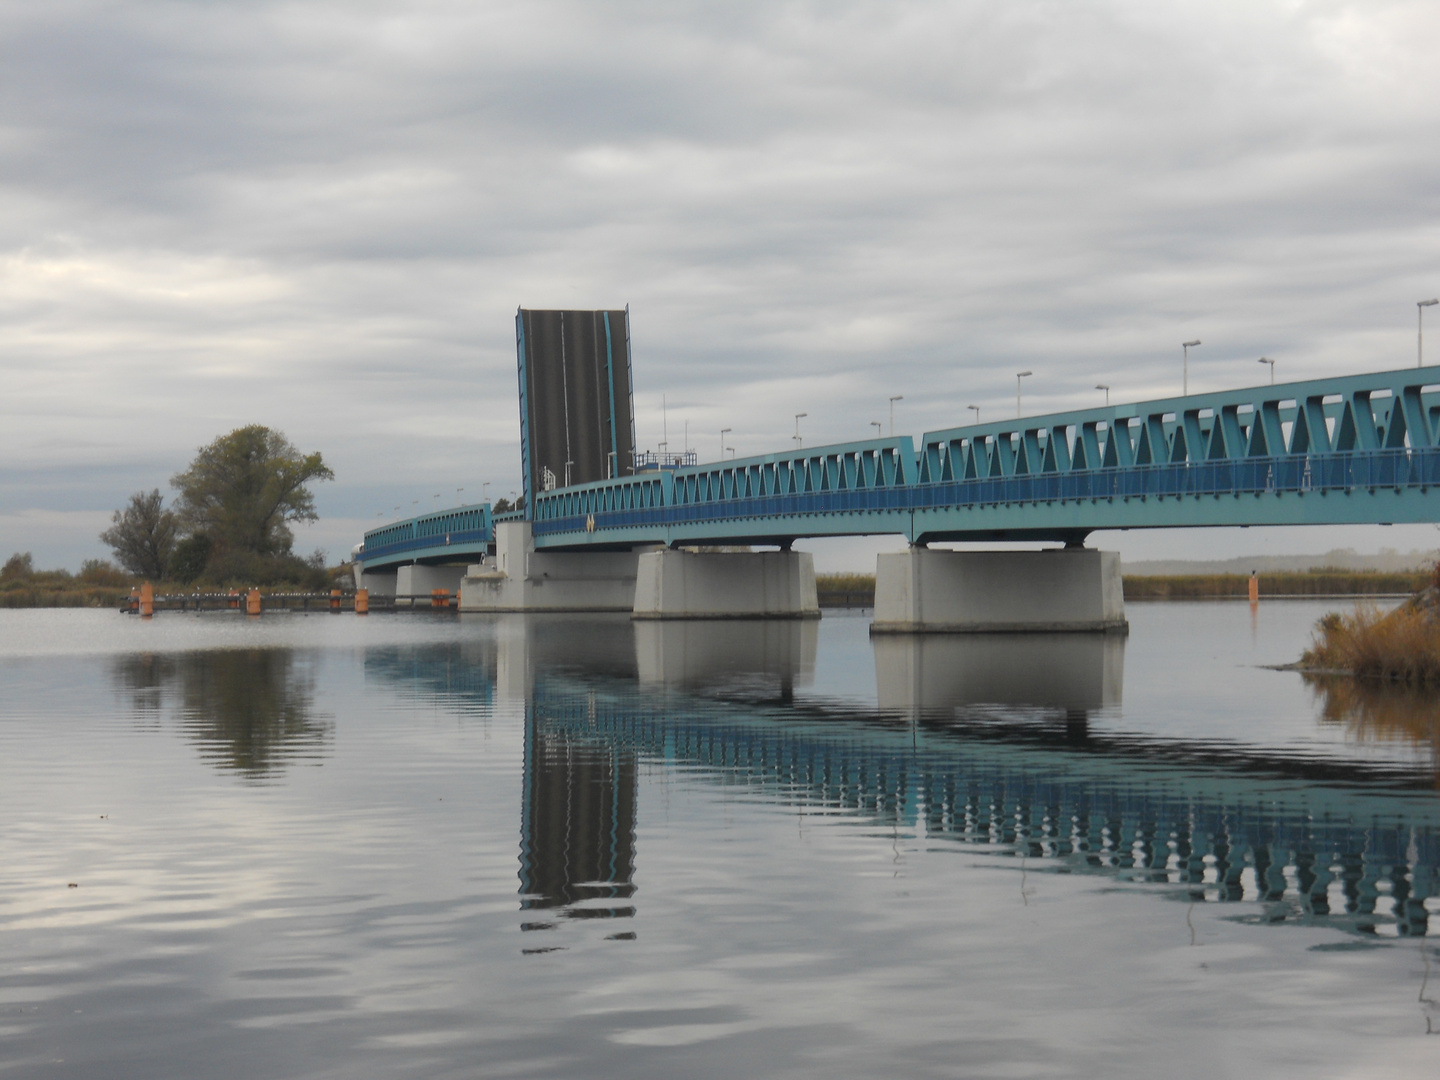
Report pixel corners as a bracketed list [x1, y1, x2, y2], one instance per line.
[0, 554, 137, 608]
[814, 568, 1424, 600]
[1301, 605, 1440, 684]
[816, 572, 876, 595]
[1124, 569, 1426, 599]
[99, 424, 335, 588]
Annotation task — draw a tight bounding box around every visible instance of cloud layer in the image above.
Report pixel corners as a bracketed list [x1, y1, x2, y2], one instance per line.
[3, 1, 1439, 567]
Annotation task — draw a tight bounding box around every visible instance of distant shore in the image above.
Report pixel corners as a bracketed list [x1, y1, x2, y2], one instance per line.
[814, 570, 1427, 608]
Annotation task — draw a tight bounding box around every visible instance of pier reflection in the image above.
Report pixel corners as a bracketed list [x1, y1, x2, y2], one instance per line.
[873, 631, 1123, 728]
[359, 616, 1438, 940]
[112, 650, 330, 776]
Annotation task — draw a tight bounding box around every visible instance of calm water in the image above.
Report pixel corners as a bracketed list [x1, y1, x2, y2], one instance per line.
[2, 602, 1438, 1078]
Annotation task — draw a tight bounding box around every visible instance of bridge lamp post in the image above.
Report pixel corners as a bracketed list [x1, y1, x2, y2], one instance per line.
[1015, 372, 1032, 418]
[870, 421, 882, 437]
[1182, 340, 1201, 395]
[967, 404, 980, 425]
[1258, 357, 1275, 384]
[1419, 299, 1439, 367]
[720, 428, 731, 461]
[726, 446, 735, 459]
[456, 487, 464, 506]
[1095, 384, 1110, 406]
[794, 413, 807, 449]
[889, 396, 903, 436]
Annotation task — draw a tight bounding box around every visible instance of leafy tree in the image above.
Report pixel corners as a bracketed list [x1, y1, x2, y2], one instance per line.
[79, 559, 131, 587]
[171, 426, 334, 560]
[492, 497, 512, 513]
[1, 552, 34, 581]
[169, 535, 213, 585]
[100, 489, 177, 578]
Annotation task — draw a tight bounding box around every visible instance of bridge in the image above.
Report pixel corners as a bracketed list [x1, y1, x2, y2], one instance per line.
[355, 357, 1440, 625]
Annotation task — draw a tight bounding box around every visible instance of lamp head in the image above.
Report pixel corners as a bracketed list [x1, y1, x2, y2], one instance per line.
[1017, 370, 1033, 377]
[1183, 340, 1201, 347]
[1421, 299, 1439, 307]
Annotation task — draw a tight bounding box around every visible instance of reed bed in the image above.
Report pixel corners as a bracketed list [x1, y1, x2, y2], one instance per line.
[1124, 570, 1424, 599]
[1301, 602, 1440, 684]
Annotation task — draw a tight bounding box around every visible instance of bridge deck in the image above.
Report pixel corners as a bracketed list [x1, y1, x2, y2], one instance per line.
[357, 366, 1440, 567]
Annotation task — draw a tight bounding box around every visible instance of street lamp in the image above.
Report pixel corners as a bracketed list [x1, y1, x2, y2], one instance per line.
[1095, 384, 1110, 406]
[1257, 357, 1275, 384]
[720, 428, 731, 461]
[1015, 371, 1032, 418]
[889, 395, 903, 436]
[967, 404, 980, 425]
[456, 487, 464, 505]
[1419, 300, 1439, 367]
[725, 446, 735, 459]
[793, 412, 807, 449]
[870, 421, 882, 437]
[1182, 340, 1201, 395]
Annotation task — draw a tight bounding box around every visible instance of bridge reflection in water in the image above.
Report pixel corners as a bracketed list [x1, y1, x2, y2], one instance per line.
[362, 618, 1438, 941]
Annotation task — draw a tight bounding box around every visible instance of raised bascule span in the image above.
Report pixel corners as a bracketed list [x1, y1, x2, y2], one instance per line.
[353, 309, 1440, 628]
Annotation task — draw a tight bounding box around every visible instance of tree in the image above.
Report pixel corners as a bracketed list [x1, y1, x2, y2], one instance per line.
[171, 426, 334, 559]
[100, 489, 177, 578]
[1, 552, 34, 582]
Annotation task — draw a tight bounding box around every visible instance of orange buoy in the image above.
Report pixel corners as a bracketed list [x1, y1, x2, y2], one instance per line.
[355, 589, 369, 615]
[139, 581, 154, 618]
[246, 588, 261, 616]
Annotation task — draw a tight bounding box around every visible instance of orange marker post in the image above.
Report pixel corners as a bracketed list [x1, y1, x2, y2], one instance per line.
[228, 590, 240, 609]
[330, 588, 342, 612]
[246, 589, 262, 616]
[1248, 571, 1259, 604]
[139, 581, 154, 618]
[431, 588, 450, 609]
[355, 588, 369, 615]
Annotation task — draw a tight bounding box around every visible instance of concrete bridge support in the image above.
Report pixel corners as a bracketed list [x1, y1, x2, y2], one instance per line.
[871, 547, 1127, 634]
[354, 566, 397, 595]
[398, 564, 466, 595]
[459, 521, 640, 612]
[632, 549, 820, 620]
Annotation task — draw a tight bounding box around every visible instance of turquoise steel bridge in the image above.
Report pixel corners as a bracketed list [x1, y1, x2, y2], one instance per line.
[358, 364, 1440, 569]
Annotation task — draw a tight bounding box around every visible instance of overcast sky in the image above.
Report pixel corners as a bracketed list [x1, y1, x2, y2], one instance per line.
[4, 0, 1439, 571]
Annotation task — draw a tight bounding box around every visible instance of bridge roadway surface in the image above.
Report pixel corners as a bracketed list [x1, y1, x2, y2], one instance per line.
[357, 364, 1440, 569]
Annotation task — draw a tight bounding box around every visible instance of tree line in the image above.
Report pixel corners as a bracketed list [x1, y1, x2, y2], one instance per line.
[101, 425, 335, 586]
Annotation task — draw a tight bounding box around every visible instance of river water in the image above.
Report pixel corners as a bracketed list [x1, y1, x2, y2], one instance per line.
[1, 602, 1437, 1078]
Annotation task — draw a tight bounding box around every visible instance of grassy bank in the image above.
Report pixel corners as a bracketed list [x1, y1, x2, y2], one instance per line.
[1301, 603, 1440, 683]
[816, 569, 1423, 601]
[1124, 569, 1425, 599]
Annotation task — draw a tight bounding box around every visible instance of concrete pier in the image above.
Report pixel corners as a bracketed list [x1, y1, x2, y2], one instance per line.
[632, 549, 820, 620]
[398, 564, 466, 595]
[871, 547, 1127, 634]
[354, 566, 397, 595]
[459, 522, 640, 612]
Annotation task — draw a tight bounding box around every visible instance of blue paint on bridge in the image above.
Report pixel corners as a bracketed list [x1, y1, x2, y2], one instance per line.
[358, 504, 492, 570]
[356, 365, 1440, 567]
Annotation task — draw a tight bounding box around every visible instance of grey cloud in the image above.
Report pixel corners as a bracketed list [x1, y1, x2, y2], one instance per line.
[3, 1, 1439, 567]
